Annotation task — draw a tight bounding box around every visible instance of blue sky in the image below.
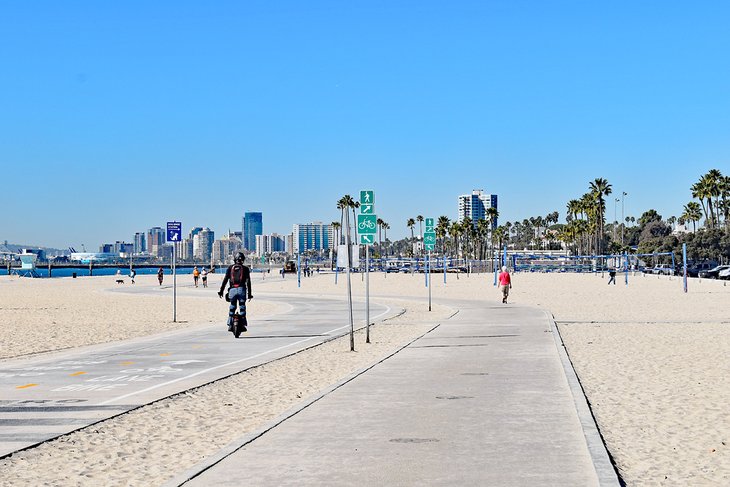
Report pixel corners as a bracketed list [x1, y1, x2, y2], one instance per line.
[2, 1, 729, 248]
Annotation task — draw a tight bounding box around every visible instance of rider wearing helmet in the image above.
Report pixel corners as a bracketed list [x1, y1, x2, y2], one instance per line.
[218, 252, 253, 331]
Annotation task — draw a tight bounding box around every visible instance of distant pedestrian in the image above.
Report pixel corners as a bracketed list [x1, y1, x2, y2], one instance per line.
[201, 268, 208, 287]
[498, 266, 512, 304]
[608, 268, 617, 285]
[130, 269, 136, 284]
[157, 267, 164, 286]
[193, 266, 200, 287]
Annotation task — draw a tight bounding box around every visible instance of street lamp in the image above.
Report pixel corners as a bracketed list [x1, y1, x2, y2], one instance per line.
[621, 192, 627, 245]
[614, 198, 619, 241]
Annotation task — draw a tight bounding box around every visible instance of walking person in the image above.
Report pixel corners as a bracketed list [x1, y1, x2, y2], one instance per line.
[498, 266, 512, 304]
[201, 268, 208, 288]
[608, 268, 617, 285]
[193, 266, 200, 288]
[218, 252, 253, 332]
[157, 267, 164, 286]
[129, 268, 136, 284]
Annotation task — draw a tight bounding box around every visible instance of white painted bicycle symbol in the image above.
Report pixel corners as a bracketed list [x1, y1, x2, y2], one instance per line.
[359, 220, 377, 230]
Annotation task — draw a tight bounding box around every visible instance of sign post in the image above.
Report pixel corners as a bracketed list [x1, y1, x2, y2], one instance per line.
[682, 243, 688, 293]
[360, 190, 376, 344]
[167, 221, 182, 323]
[424, 218, 435, 311]
[345, 208, 355, 351]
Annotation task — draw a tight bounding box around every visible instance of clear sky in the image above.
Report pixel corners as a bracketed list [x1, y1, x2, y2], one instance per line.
[2, 1, 729, 249]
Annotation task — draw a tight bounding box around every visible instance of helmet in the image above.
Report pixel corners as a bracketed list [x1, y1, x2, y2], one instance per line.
[235, 252, 245, 264]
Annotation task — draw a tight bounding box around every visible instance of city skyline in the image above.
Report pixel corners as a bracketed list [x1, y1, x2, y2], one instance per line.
[3, 2, 728, 248]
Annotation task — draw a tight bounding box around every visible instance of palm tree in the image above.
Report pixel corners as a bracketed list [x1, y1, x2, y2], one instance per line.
[331, 221, 341, 245]
[476, 218, 490, 260]
[720, 175, 730, 228]
[682, 202, 702, 232]
[383, 222, 390, 257]
[407, 218, 416, 241]
[436, 216, 450, 254]
[336, 197, 348, 244]
[589, 178, 612, 254]
[567, 199, 581, 222]
[449, 221, 462, 258]
[690, 171, 721, 228]
[376, 218, 385, 255]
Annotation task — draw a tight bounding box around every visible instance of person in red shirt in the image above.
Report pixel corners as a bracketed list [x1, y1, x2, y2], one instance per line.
[498, 266, 512, 304]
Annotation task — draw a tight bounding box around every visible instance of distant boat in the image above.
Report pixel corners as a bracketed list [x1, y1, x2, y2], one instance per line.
[69, 252, 118, 264]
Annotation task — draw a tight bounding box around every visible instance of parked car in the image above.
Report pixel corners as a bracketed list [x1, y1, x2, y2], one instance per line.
[698, 265, 730, 279]
[651, 264, 674, 275]
[686, 261, 719, 277]
[719, 267, 730, 280]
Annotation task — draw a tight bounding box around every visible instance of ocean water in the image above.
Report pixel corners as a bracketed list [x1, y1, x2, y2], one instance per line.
[0, 266, 269, 278]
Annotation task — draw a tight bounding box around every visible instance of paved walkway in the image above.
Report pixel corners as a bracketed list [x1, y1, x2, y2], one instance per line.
[0, 293, 398, 458]
[176, 299, 620, 486]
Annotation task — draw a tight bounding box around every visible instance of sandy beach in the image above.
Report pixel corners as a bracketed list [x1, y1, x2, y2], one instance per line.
[1, 270, 730, 485]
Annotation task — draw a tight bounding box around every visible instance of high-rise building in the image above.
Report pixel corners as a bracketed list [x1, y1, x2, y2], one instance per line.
[212, 232, 243, 265]
[255, 233, 286, 256]
[292, 222, 333, 253]
[134, 232, 146, 253]
[458, 190, 498, 229]
[176, 238, 194, 261]
[193, 228, 215, 262]
[147, 227, 166, 257]
[243, 212, 263, 251]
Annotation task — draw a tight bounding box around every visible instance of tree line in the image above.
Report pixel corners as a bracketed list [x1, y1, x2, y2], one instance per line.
[333, 170, 730, 264]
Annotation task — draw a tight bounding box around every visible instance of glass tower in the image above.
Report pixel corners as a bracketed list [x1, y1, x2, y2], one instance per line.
[243, 212, 263, 251]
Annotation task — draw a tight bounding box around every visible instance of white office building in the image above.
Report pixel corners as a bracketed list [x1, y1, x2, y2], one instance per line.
[255, 233, 287, 256]
[458, 189, 498, 228]
[292, 222, 333, 254]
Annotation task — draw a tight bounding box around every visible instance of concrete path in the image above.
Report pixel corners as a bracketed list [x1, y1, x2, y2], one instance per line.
[0, 293, 400, 458]
[180, 299, 620, 486]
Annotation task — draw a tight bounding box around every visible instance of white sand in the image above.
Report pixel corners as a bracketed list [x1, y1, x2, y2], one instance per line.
[1, 270, 730, 485]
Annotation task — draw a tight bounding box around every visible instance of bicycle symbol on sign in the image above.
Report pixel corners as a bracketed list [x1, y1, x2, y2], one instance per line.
[359, 219, 377, 230]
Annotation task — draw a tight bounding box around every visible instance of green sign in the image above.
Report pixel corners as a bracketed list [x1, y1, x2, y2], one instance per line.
[424, 233, 436, 245]
[260, 255, 265, 264]
[425, 243, 436, 251]
[360, 234, 374, 245]
[358, 214, 377, 234]
[361, 203, 374, 214]
[425, 217, 434, 227]
[360, 190, 374, 206]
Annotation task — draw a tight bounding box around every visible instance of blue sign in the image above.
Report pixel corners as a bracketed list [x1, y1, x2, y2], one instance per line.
[167, 221, 182, 242]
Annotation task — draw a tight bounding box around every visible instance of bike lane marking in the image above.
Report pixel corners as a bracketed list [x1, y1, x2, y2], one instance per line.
[97, 303, 393, 406]
[96, 325, 348, 406]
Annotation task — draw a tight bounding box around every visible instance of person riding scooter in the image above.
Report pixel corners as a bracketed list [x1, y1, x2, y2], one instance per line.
[218, 252, 253, 331]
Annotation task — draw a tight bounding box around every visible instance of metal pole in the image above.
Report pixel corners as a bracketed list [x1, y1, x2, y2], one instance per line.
[173, 245, 177, 322]
[424, 254, 428, 287]
[621, 192, 627, 245]
[443, 254, 446, 284]
[366, 244, 370, 343]
[624, 251, 628, 286]
[682, 243, 688, 293]
[428, 250, 432, 311]
[493, 246, 498, 286]
[344, 210, 355, 351]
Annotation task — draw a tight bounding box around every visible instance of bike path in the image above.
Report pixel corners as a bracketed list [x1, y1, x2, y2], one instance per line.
[0, 293, 400, 458]
[182, 299, 619, 486]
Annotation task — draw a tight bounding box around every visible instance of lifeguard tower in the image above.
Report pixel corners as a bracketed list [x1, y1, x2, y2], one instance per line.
[17, 251, 41, 278]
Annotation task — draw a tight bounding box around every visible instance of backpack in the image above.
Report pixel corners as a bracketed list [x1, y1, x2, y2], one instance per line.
[231, 264, 246, 288]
